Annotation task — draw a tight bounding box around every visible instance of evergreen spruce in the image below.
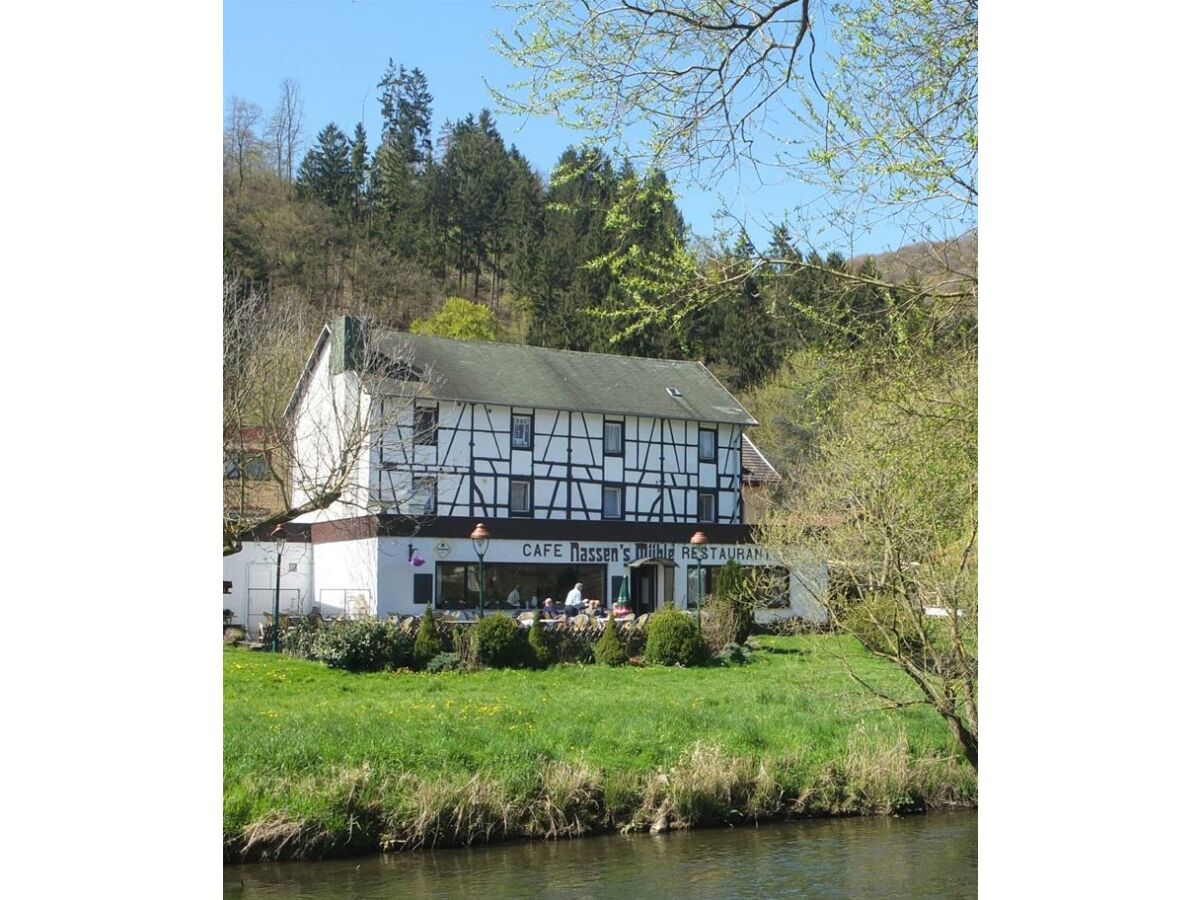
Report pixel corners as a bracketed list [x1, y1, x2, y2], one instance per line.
[593, 615, 626, 666]
[295, 122, 353, 215]
[413, 605, 441, 670]
[526, 612, 556, 668]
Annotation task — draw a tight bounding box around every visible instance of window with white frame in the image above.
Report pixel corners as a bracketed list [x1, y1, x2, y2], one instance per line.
[698, 426, 717, 462]
[412, 476, 437, 515]
[698, 491, 716, 523]
[512, 413, 532, 450]
[603, 420, 623, 456]
[510, 479, 532, 516]
[602, 484, 622, 519]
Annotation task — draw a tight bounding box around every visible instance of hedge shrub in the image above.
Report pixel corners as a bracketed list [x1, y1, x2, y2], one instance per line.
[644, 606, 708, 667]
[471, 613, 528, 668]
[426, 651, 463, 673]
[311, 619, 413, 673]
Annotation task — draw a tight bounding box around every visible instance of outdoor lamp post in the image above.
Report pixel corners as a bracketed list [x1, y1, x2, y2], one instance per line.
[470, 522, 491, 617]
[689, 530, 709, 619]
[271, 524, 287, 653]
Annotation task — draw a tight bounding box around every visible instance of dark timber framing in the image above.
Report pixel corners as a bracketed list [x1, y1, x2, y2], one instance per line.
[367, 398, 745, 527]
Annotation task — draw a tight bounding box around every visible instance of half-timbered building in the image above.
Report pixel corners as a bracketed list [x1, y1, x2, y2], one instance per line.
[222, 317, 826, 632]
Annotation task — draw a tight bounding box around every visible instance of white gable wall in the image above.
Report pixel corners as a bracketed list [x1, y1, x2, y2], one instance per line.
[290, 339, 375, 523]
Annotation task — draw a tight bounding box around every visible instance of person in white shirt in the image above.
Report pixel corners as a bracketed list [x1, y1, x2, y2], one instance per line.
[564, 583, 584, 613]
[507, 586, 521, 608]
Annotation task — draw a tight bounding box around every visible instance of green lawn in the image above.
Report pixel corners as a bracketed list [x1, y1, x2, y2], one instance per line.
[224, 634, 975, 859]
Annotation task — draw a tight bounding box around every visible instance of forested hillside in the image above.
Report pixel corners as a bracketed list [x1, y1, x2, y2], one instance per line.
[224, 60, 962, 392]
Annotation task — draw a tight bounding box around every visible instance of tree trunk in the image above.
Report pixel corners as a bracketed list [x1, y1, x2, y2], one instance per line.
[944, 712, 978, 771]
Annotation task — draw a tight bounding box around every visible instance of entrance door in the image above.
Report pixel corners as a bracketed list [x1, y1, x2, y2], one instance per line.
[632, 565, 656, 615]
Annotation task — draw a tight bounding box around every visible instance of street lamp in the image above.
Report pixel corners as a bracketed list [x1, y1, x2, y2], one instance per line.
[470, 522, 491, 617]
[271, 524, 287, 653]
[689, 530, 709, 619]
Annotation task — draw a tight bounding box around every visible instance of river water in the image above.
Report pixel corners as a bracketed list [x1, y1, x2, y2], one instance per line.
[224, 812, 977, 898]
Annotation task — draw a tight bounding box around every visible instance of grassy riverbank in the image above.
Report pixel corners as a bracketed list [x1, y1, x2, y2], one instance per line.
[224, 634, 976, 860]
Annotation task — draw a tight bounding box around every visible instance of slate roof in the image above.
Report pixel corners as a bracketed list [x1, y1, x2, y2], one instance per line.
[371, 329, 758, 426]
[741, 434, 782, 485]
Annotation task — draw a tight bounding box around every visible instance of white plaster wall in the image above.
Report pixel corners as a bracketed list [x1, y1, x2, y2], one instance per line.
[786, 553, 830, 624]
[311, 538, 379, 618]
[222, 541, 314, 632]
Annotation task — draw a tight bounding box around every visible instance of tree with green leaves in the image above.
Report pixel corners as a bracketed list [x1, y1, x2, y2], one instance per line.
[410, 297, 499, 341]
[497, 0, 975, 248]
[586, 164, 691, 359]
[496, 1, 977, 767]
[758, 345, 978, 768]
[496, 0, 977, 339]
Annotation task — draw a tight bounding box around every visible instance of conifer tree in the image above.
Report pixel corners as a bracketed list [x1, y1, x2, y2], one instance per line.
[350, 122, 369, 222]
[295, 122, 353, 215]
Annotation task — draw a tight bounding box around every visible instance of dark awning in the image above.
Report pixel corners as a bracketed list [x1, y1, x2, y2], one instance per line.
[627, 557, 678, 569]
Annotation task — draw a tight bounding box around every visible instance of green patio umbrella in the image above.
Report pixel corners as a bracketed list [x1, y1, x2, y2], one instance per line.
[617, 574, 629, 605]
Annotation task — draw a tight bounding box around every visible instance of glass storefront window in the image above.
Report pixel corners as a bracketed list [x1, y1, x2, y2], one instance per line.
[434, 562, 607, 611]
[685, 565, 720, 609]
[685, 565, 792, 609]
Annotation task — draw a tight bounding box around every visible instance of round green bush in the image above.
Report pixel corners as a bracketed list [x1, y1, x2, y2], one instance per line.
[593, 615, 627, 666]
[425, 651, 463, 673]
[313, 619, 395, 672]
[644, 607, 708, 667]
[471, 614, 528, 669]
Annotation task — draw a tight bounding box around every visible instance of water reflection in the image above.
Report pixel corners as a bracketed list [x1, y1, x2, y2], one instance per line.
[225, 812, 977, 899]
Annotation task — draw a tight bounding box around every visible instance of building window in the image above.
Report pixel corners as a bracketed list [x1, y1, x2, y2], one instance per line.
[604, 420, 623, 456]
[602, 485, 623, 519]
[699, 427, 717, 462]
[512, 413, 532, 450]
[510, 479, 532, 516]
[224, 452, 270, 481]
[698, 491, 716, 523]
[435, 562, 605, 611]
[686, 565, 720, 609]
[412, 476, 437, 515]
[414, 404, 438, 446]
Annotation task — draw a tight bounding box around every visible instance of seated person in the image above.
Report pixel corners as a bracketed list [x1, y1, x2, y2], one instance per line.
[507, 586, 522, 608]
[540, 597, 560, 619]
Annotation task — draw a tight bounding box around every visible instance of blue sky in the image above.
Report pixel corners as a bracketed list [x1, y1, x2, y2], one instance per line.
[224, 0, 909, 254]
